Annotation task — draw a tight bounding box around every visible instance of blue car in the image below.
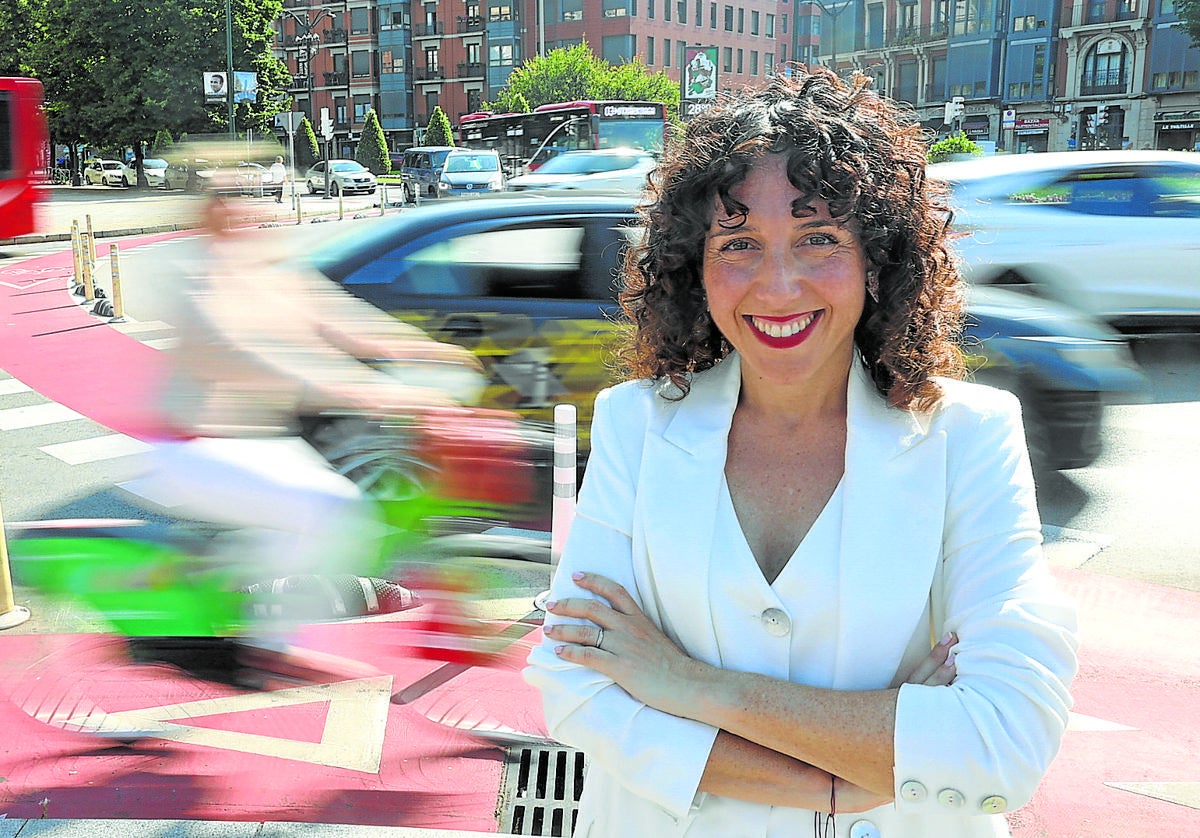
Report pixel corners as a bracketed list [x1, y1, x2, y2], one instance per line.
[311, 196, 1144, 471]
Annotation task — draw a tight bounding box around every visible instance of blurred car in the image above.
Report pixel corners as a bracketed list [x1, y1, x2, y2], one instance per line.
[436, 149, 506, 197]
[162, 158, 221, 191]
[83, 159, 125, 186]
[232, 161, 270, 194]
[506, 148, 656, 191]
[305, 159, 377, 196]
[118, 157, 168, 188]
[931, 150, 1200, 334]
[309, 196, 1143, 472]
[398, 145, 456, 202]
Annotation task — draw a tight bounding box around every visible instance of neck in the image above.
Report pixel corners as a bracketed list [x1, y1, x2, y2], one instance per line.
[735, 352, 854, 429]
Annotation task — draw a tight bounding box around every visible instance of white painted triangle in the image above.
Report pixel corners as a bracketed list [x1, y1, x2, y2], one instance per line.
[1067, 711, 1137, 732]
[1105, 782, 1200, 810]
[63, 675, 393, 773]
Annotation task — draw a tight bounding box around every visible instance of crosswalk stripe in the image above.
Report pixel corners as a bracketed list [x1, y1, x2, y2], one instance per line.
[0, 402, 84, 430]
[39, 434, 154, 465]
[0, 379, 32, 396]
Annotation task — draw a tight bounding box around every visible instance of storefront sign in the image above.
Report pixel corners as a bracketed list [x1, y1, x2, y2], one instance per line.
[1159, 122, 1196, 131]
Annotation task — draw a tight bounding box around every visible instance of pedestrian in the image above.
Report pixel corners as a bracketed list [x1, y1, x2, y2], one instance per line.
[525, 67, 1078, 837]
[270, 155, 287, 203]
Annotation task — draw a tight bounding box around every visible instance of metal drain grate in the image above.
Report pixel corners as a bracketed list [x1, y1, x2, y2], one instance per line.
[499, 743, 586, 836]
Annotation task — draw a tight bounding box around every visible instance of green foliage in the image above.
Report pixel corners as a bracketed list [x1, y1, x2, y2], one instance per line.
[485, 42, 679, 123]
[22, 0, 290, 153]
[355, 109, 390, 174]
[928, 133, 984, 163]
[297, 117, 321, 170]
[0, 1, 35, 76]
[425, 106, 455, 147]
[1178, 0, 1200, 47]
[151, 129, 175, 156]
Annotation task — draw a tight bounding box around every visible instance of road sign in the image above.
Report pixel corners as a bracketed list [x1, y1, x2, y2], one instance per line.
[275, 112, 304, 132]
[1002, 108, 1016, 129]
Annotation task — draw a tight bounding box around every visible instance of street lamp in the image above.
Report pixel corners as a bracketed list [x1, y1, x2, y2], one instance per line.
[806, 0, 854, 77]
[281, 7, 333, 121]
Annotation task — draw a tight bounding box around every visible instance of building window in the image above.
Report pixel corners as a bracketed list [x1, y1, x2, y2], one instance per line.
[766, 13, 775, 36]
[724, 4, 733, 30]
[737, 6, 744, 32]
[696, 1, 703, 26]
[353, 50, 371, 78]
[648, 36, 656, 64]
[751, 10, 759, 34]
[710, 2, 717, 27]
[678, 40, 685, 66]
[350, 7, 370, 34]
[488, 2, 513, 22]
[335, 96, 347, 124]
[1161, 0, 1176, 12]
[381, 8, 410, 29]
[562, 0, 582, 20]
[353, 94, 372, 122]
[782, 13, 788, 34]
[467, 41, 481, 63]
[751, 50, 758, 75]
[677, 0, 687, 23]
[723, 45, 732, 72]
[736, 47, 743, 73]
[489, 43, 514, 65]
[604, 0, 631, 17]
[647, 0, 655, 18]
[665, 37, 672, 66]
[601, 34, 636, 64]
[765, 52, 773, 74]
[665, 0, 671, 20]
[467, 89, 482, 112]
[952, 0, 993, 35]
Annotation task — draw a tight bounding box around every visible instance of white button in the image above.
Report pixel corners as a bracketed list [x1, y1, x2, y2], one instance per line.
[980, 795, 1008, 813]
[937, 788, 966, 808]
[899, 780, 927, 802]
[849, 820, 881, 838]
[760, 607, 790, 636]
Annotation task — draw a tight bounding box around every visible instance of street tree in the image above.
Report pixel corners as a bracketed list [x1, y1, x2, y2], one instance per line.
[426, 106, 454, 147]
[355, 108, 390, 174]
[486, 42, 679, 122]
[297, 117, 321, 171]
[26, 0, 290, 185]
[0, 1, 35, 77]
[1178, 0, 1200, 46]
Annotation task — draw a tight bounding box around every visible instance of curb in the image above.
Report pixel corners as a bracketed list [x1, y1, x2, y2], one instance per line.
[0, 223, 200, 247]
[0, 820, 499, 837]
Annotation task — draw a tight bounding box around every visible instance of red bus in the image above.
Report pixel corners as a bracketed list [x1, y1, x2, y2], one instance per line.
[458, 100, 666, 172]
[0, 77, 48, 240]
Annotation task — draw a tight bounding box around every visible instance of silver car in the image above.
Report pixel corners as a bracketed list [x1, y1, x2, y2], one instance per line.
[304, 159, 377, 196]
[932, 150, 1200, 333]
[436, 149, 506, 197]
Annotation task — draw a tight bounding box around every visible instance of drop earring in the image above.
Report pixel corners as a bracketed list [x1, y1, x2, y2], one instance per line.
[866, 271, 880, 304]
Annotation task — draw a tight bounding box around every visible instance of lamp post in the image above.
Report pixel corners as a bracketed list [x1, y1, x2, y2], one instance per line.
[807, 0, 853, 77]
[281, 8, 333, 122]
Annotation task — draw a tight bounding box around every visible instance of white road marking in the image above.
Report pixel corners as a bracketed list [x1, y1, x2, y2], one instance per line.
[1067, 712, 1137, 732]
[39, 434, 153, 465]
[0, 379, 32, 396]
[0, 402, 84, 430]
[62, 675, 394, 773]
[1041, 524, 1114, 569]
[1105, 782, 1200, 810]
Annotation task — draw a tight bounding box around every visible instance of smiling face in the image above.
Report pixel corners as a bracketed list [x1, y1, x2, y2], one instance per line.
[702, 154, 869, 399]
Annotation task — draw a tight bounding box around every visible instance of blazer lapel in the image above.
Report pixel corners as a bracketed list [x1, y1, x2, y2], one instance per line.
[636, 357, 742, 666]
[832, 363, 947, 689]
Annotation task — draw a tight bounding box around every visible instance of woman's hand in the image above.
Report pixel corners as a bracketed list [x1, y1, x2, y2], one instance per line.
[544, 571, 711, 719]
[901, 632, 958, 686]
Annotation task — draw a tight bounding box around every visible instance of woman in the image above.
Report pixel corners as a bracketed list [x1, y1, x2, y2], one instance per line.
[524, 69, 1077, 837]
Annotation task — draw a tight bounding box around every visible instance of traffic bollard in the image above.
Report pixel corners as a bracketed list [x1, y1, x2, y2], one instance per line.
[0, 497, 33, 630]
[86, 214, 96, 269]
[338, 190, 344, 220]
[551, 403, 578, 567]
[108, 242, 126, 323]
[80, 232, 95, 300]
[70, 222, 83, 293]
[380, 184, 387, 217]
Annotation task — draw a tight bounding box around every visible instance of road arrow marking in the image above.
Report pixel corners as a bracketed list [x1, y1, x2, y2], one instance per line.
[63, 675, 393, 773]
[1067, 712, 1137, 732]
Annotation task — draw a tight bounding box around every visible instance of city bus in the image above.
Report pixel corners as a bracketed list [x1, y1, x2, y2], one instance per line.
[0, 77, 48, 240]
[458, 100, 666, 173]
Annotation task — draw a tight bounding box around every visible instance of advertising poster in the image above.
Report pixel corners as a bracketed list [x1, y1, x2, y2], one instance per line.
[233, 72, 259, 104]
[204, 71, 227, 102]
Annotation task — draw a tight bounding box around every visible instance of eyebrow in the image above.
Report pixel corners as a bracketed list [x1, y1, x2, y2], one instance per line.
[707, 216, 844, 239]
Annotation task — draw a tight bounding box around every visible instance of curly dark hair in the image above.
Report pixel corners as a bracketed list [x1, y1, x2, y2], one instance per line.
[617, 67, 965, 409]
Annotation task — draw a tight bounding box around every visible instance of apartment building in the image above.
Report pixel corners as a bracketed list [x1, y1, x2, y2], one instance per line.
[275, 0, 1199, 154]
[813, 0, 1200, 152]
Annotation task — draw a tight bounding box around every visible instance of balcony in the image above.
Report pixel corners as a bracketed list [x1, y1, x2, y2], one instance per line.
[1080, 69, 1129, 97]
[415, 22, 444, 38]
[457, 15, 484, 33]
[885, 22, 950, 48]
[415, 66, 445, 82]
[324, 28, 347, 45]
[456, 61, 485, 78]
[289, 74, 310, 91]
[323, 71, 348, 85]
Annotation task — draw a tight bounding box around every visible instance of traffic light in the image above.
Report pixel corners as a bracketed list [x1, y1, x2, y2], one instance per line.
[1087, 112, 1098, 133]
[320, 107, 334, 141]
[1097, 105, 1109, 126]
[943, 96, 965, 126]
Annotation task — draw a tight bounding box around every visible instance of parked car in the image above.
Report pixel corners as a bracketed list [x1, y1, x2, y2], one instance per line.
[83, 159, 126, 186]
[233, 161, 270, 195]
[506, 148, 657, 191]
[162, 158, 221, 191]
[435, 149, 506, 197]
[931, 150, 1200, 334]
[305, 159, 377, 196]
[397, 145, 456, 202]
[309, 195, 1144, 471]
[118, 157, 168, 188]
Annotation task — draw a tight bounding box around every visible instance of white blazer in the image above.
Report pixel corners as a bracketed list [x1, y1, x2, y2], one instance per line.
[525, 355, 1078, 838]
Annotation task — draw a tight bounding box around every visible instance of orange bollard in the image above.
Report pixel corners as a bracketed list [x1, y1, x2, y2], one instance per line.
[0, 498, 32, 630]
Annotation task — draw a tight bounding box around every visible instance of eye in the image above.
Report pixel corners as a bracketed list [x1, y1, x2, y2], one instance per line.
[718, 237, 755, 252]
[802, 232, 840, 246]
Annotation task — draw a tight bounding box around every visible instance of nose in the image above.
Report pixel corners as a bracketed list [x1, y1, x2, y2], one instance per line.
[754, 245, 801, 301]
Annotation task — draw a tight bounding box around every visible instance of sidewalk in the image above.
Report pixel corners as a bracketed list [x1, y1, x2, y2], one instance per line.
[0, 184, 402, 247]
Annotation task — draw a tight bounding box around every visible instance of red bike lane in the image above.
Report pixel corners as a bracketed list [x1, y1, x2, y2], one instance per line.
[1, 238, 1197, 834]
